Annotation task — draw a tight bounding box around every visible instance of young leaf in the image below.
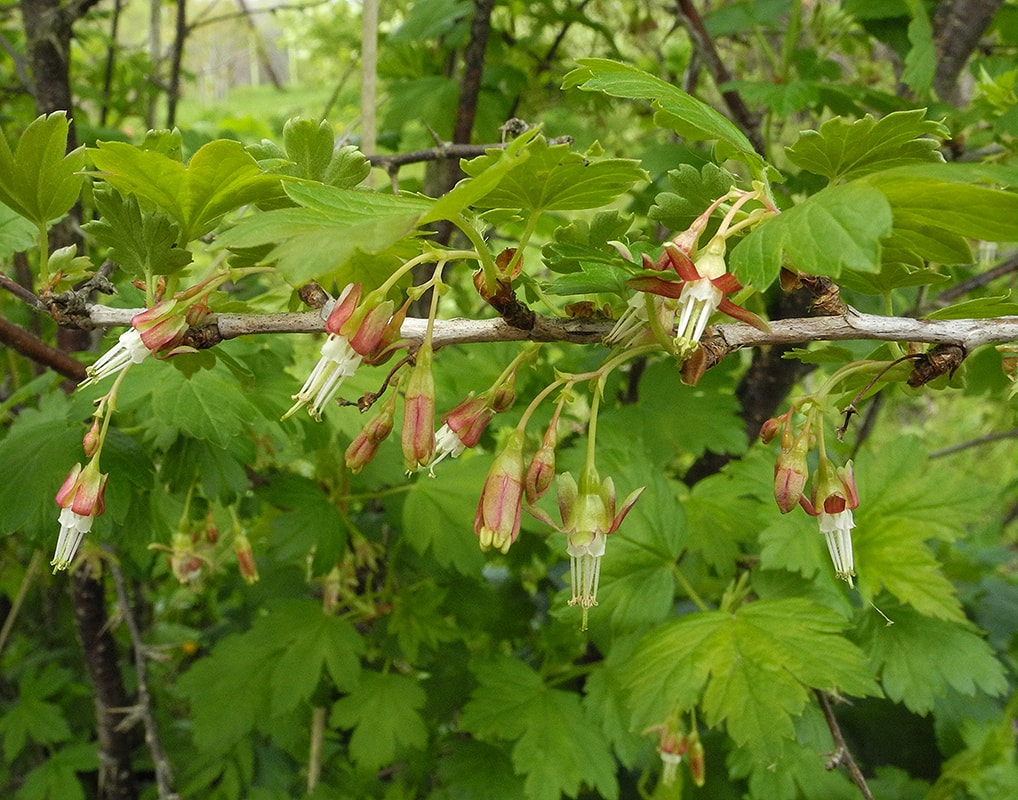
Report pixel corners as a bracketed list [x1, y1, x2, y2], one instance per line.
[625, 598, 880, 764]
[649, 162, 735, 233]
[0, 112, 85, 227]
[785, 110, 947, 182]
[460, 657, 618, 800]
[280, 117, 370, 187]
[329, 671, 428, 772]
[457, 135, 646, 212]
[729, 181, 893, 288]
[0, 201, 36, 257]
[83, 187, 193, 278]
[421, 127, 538, 222]
[564, 59, 763, 171]
[89, 139, 286, 242]
[855, 602, 1006, 715]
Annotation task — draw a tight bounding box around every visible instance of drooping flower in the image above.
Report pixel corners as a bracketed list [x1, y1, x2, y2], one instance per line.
[628, 235, 768, 357]
[284, 284, 405, 421]
[430, 395, 493, 474]
[800, 458, 860, 585]
[52, 460, 108, 572]
[527, 464, 644, 629]
[473, 430, 526, 554]
[234, 532, 259, 585]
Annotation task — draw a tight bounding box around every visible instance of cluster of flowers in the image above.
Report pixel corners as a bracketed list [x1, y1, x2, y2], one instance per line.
[646, 716, 706, 788]
[762, 407, 860, 585]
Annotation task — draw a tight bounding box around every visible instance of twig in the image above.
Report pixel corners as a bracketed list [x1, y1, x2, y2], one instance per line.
[109, 560, 179, 800]
[0, 551, 42, 659]
[307, 706, 327, 793]
[675, 0, 766, 154]
[366, 135, 573, 171]
[929, 429, 1018, 458]
[0, 270, 47, 311]
[816, 690, 874, 800]
[0, 315, 88, 381]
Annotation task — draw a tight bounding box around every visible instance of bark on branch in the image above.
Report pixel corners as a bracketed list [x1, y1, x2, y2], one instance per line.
[79, 304, 1018, 352]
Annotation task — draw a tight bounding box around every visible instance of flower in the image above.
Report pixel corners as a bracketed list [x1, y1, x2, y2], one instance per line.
[79, 328, 150, 388]
[800, 459, 860, 585]
[52, 461, 108, 572]
[284, 284, 404, 421]
[628, 235, 768, 357]
[234, 532, 259, 585]
[132, 298, 191, 354]
[473, 430, 526, 554]
[528, 465, 644, 629]
[769, 412, 811, 514]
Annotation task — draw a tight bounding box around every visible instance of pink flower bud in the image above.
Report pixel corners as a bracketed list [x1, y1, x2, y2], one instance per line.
[323, 284, 362, 335]
[345, 389, 398, 473]
[474, 430, 526, 554]
[82, 420, 101, 458]
[687, 732, 706, 787]
[525, 408, 560, 505]
[402, 346, 435, 472]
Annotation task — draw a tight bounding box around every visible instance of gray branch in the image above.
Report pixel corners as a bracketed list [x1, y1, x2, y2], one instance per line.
[84, 304, 1018, 351]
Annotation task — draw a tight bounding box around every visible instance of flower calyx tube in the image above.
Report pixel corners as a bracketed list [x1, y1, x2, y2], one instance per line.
[402, 343, 437, 472]
[345, 380, 401, 474]
[473, 429, 526, 554]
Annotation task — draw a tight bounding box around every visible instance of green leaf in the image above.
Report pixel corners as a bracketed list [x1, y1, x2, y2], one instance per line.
[436, 740, 526, 800]
[457, 135, 646, 212]
[460, 657, 618, 800]
[856, 602, 1006, 715]
[177, 601, 362, 751]
[785, 110, 947, 181]
[0, 667, 75, 761]
[564, 59, 763, 172]
[214, 182, 430, 286]
[0, 200, 37, 257]
[89, 139, 286, 242]
[402, 456, 486, 575]
[16, 742, 96, 800]
[835, 262, 950, 295]
[0, 112, 85, 227]
[863, 168, 1018, 244]
[280, 118, 370, 187]
[541, 262, 630, 296]
[422, 128, 538, 222]
[925, 295, 1018, 320]
[625, 598, 880, 764]
[83, 188, 193, 278]
[0, 392, 81, 537]
[901, 0, 935, 96]
[387, 582, 460, 662]
[729, 181, 892, 288]
[329, 671, 428, 772]
[649, 162, 735, 233]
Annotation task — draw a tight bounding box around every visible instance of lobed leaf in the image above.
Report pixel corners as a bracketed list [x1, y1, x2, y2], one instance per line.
[458, 134, 646, 212]
[89, 139, 286, 242]
[330, 671, 429, 772]
[729, 181, 892, 288]
[564, 59, 764, 173]
[0, 112, 84, 227]
[786, 110, 947, 182]
[625, 598, 880, 763]
[460, 657, 618, 800]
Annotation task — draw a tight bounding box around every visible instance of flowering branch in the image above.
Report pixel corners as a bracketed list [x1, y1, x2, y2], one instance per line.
[80, 303, 1018, 352]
